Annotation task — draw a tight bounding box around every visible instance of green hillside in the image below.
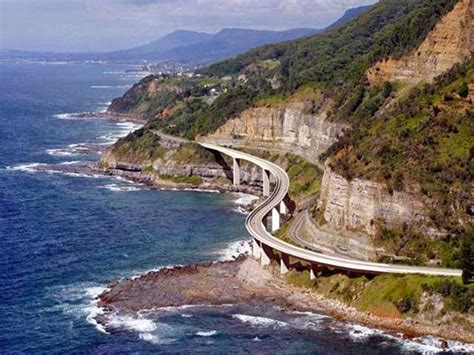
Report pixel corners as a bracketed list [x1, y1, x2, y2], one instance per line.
[110, 0, 458, 140]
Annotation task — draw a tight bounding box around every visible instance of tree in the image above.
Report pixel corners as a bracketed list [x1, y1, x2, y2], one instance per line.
[461, 230, 474, 284]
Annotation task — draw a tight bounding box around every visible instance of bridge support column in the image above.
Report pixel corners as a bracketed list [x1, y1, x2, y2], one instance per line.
[233, 158, 240, 186]
[271, 207, 280, 232]
[261, 243, 272, 266]
[252, 238, 261, 259]
[280, 253, 290, 274]
[279, 200, 287, 215]
[262, 169, 270, 197]
[310, 265, 319, 280]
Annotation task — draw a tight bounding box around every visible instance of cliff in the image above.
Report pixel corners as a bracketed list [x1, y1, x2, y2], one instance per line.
[203, 99, 347, 164]
[319, 167, 428, 237]
[102, 0, 472, 267]
[367, 0, 473, 84]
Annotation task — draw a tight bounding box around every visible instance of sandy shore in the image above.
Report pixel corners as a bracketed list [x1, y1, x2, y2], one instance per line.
[97, 257, 474, 345]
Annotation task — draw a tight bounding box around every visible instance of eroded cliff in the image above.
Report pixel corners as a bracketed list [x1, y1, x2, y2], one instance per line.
[203, 100, 347, 164]
[367, 0, 473, 84]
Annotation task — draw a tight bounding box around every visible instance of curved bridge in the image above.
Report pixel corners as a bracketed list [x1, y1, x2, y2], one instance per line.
[200, 142, 462, 278]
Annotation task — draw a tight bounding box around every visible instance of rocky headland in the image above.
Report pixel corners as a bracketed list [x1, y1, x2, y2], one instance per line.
[96, 257, 474, 345]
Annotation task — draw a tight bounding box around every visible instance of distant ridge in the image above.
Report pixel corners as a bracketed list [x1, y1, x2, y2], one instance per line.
[327, 5, 373, 29]
[0, 5, 372, 64]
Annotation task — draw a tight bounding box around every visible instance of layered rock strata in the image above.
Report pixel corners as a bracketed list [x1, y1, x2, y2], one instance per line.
[367, 0, 474, 84]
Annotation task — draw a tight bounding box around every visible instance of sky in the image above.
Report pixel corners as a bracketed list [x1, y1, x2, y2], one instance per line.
[0, 0, 377, 52]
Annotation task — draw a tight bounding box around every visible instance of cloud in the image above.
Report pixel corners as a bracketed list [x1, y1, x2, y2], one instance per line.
[0, 0, 377, 51]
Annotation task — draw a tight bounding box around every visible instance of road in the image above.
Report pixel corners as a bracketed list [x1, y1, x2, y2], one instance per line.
[200, 142, 462, 277]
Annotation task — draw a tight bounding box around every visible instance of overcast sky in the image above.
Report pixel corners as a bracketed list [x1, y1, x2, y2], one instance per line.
[0, 0, 377, 52]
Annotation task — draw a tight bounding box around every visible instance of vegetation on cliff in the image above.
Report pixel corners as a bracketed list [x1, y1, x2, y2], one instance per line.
[109, 128, 164, 164]
[286, 270, 473, 324]
[109, 0, 458, 139]
[105, 0, 471, 270]
[325, 60, 474, 267]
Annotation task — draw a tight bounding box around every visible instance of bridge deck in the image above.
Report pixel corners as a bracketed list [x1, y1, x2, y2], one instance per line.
[200, 142, 462, 277]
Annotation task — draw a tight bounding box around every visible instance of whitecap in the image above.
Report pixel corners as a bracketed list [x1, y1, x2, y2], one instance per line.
[345, 323, 386, 341]
[53, 112, 84, 120]
[399, 335, 474, 353]
[96, 101, 112, 113]
[196, 330, 218, 337]
[232, 314, 288, 328]
[6, 162, 45, 172]
[233, 206, 248, 215]
[183, 188, 220, 193]
[99, 183, 143, 192]
[59, 161, 82, 165]
[216, 240, 252, 261]
[6, 162, 102, 178]
[107, 315, 157, 333]
[106, 313, 177, 345]
[47, 283, 109, 334]
[233, 193, 259, 206]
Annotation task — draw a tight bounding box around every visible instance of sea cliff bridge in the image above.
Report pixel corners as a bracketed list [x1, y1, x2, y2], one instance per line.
[200, 142, 462, 278]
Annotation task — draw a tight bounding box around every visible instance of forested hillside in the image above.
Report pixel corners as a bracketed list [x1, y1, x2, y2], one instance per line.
[106, 0, 472, 269]
[109, 0, 458, 139]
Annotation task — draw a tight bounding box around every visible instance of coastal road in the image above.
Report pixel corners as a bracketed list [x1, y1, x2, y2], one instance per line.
[200, 142, 463, 277]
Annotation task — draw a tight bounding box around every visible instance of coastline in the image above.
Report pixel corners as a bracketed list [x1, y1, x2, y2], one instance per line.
[96, 257, 474, 347]
[94, 165, 263, 198]
[83, 111, 473, 346]
[72, 111, 147, 124]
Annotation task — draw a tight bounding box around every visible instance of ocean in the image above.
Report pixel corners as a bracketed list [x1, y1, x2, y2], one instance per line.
[0, 61, 470, 354]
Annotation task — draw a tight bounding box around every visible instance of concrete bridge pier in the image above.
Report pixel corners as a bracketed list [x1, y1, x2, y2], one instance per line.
[279, 200, 287, 215]
[280, 253, 290, 274]
[261, 243, 272, 266]
[262, 169, 270, 196]
[252, 238, 261, 258]
[271, 207, 280, 232]
[310, 265, 320, 280]
[233, 158, 241, 186]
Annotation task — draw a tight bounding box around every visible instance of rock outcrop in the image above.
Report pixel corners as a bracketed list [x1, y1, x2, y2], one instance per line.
[318, 167, 429, 238]
[367, 0, 473, 84]
[203, 101, 347, 164]
[99, 138, 265, 192]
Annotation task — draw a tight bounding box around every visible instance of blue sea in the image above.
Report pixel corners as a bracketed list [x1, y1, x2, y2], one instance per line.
[1, 61, 471, 354]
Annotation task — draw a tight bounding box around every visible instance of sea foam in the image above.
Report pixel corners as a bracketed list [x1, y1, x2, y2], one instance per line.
[216, 240, 252, 261]
[232, 314, 288, 328]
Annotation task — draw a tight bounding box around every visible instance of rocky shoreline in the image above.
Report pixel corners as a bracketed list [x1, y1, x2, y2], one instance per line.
[78, 111, 473, 346]
[73, 111, 147, 124]
[96, 257, 474, 346]
[95, 165, 263, 198]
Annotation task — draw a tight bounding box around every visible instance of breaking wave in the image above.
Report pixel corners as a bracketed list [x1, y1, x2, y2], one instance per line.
[196, 330, 218, 337]
[216, 240, 252, 261]
[232, 314, 289, 328]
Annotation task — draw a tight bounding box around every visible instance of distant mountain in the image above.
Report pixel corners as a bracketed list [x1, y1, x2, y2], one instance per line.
[155, 28, 320, 63]
[99, 30, 213, 60]
[327, 5, 373, 29]
[0, 5, 372, 64]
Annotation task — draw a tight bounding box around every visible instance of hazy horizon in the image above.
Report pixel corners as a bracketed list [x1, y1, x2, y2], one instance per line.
[0, 0, 377, 52]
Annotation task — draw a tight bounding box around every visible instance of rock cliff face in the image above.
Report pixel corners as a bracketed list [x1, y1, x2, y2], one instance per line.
[318, 167, 429, 238]
[367, 0, 473, 84]
[99, 141, 264, 189]
[204, 101, 347, 164]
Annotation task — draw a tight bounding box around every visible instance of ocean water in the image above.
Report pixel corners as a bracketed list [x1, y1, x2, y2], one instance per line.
[0, 62, 471, 354]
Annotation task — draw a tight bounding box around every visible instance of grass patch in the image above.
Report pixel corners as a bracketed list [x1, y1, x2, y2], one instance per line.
[111, 128, 165, 164]
[160, 174, 203, 185]
[286, 270, 316, 288]
[171, 143, 216, 165]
